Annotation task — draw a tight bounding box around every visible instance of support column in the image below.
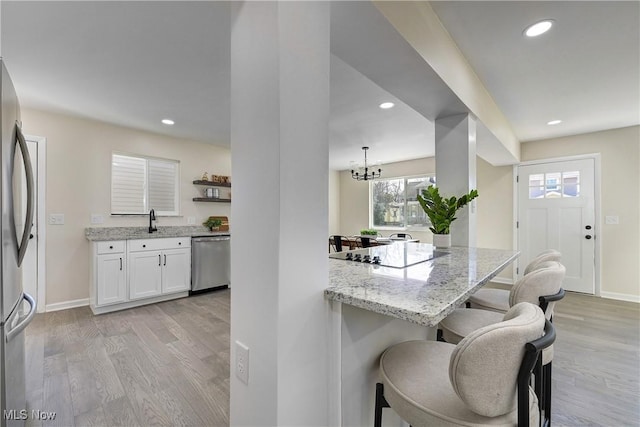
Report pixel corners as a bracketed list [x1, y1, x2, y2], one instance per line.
[435, 114, 477, 247]
[230, 2, 331, 426]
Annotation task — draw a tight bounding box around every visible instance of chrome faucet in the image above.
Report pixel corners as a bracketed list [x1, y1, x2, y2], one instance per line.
[149, 209, 157, 233]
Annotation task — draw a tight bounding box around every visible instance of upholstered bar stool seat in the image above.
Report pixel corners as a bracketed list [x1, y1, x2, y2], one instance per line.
[442, 261, 565, 349]
[441, 308, 503, 344]
[378, 303, 550, 427]
[380, 340, 539, 426]
[467, 288, 510, 313]
[468, 250, 562, 313]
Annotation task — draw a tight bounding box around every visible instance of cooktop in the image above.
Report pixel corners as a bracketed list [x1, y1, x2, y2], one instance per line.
[329, 243, 446, 268]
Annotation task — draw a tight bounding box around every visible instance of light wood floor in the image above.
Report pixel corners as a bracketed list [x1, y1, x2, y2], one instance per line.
[551, 292, 640, 426]
[24, 290, 230, 427]
[25, 288, 639, 426]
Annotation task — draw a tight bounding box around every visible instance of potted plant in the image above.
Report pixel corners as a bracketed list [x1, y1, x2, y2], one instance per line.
[417, 186, 478, 247]
[203, 217, 223, 231]
[360, 228, 379, 236]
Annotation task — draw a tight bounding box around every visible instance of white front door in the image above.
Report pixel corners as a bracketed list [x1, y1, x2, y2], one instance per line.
[517, 158, 596, 294]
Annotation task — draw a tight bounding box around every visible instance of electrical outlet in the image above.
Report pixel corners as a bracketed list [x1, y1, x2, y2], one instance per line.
[235, 341, 249, 385]
[49, 214, 65, 225]
[91, 214, 104, 224]
[187, 216, 196, 225]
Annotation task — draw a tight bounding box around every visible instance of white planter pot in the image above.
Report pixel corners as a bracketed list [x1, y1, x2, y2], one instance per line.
[433, 233, 451, 248]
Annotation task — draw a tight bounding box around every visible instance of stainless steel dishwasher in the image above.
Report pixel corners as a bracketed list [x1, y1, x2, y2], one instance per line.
[191, 235, 231, 293]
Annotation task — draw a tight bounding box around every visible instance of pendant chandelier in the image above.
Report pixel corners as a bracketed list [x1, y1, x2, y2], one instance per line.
[351, 146, 382, 181]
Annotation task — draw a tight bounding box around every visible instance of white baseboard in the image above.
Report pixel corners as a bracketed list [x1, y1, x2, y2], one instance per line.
[490, 277, 514, 286]
[599, 292, 640, 303]
[45, 298, 90, 312]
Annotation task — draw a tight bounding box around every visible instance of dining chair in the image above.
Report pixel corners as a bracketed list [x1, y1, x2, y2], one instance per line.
[353, 236, 372, 248]
[468, 249, 562, 313]
[329, 235, 352, 252]
[375, 302, 554, 427]
[388, 232, 412, 240]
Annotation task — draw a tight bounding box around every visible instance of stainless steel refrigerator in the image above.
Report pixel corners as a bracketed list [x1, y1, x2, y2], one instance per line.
[0, 58, 36, 427]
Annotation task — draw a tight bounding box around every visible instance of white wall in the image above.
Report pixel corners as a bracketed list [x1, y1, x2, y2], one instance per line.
[476, 157, 514, 279]
[230, 2, 332, 425]
[21, 108, 231, 306]
[328, 169, 340, 235]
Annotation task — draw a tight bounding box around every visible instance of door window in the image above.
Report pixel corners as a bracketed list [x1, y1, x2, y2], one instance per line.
[528, 171, 580, 199]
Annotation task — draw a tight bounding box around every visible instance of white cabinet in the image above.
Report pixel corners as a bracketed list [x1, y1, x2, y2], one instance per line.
[128, 237, 191, 301]
[95, 244, 126, 306]
[90, 237, 191, 314]
[162, 249, 191, 294]
[128, 250, 163, 300]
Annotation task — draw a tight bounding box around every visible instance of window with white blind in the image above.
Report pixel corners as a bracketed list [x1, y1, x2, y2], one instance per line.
[111, 153, 180, 215]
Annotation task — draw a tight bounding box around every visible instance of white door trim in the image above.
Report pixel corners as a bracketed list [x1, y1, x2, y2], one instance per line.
[515, 153, 601, 296]
[25, 134, 46, 312]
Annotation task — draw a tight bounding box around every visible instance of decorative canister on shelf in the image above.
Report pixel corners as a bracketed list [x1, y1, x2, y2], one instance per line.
[201, 172, 208, 181]
[204, 188, 220, 198]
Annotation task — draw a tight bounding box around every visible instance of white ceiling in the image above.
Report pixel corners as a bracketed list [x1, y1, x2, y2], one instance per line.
[430, 1, 640, 142]
[2, 1, 638, 171]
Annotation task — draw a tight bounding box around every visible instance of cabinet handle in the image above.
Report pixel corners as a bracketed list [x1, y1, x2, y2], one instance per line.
[158, 254, 161, 266]
[120, 257, 122, 271]
[164, 254, 167, 266]
[178, 242, 181, 245]
[143, 244, 146, 248]
[110, 245, 113, 249]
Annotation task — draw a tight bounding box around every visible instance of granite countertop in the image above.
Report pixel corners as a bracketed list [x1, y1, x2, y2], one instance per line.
[85, 226, 230, 241]
[325, 244, 519, 327]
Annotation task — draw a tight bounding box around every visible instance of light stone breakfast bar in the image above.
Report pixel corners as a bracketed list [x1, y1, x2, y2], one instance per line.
[325, 243, 519, 426]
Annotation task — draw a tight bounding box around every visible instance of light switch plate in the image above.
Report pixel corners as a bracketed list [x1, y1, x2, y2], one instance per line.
[605, 215, 619, 225]
[187, 216, 196, 225]
[49, 214, 65, 225]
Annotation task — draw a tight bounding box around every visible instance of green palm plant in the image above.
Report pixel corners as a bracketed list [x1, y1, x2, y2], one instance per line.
[417, 186, 479, 235]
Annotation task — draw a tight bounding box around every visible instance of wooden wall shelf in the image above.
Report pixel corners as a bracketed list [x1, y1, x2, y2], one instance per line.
[192, 197, 231, 203]
[193, 180, 231, 187]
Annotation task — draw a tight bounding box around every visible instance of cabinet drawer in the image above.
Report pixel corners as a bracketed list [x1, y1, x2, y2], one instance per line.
[128, 237, 191, 252]
[96, 241, 125, 254]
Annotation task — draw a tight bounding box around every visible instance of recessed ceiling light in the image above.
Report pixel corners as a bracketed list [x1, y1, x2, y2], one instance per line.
[524, 20, 554, 37]
[547, 119, 562, 125]
[161, 119, 175, 125]
[379, 102, 395, 109]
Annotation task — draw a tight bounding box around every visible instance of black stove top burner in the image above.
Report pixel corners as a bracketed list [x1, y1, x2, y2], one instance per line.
[329, 243, 445, 268]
